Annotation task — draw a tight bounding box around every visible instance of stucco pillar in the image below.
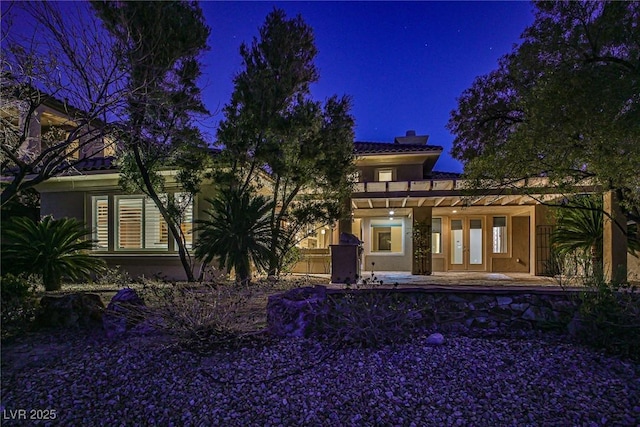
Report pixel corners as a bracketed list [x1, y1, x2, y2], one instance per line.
[18, 102, 42, 155]
[338, 197, 352, 235]
[603, 191, 627, 283]
[412, 206, 433, 275]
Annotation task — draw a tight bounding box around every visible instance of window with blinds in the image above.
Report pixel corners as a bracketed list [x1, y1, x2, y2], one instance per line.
[117, 198, 144, 249]
[92, 196, 109, 250]
[96, 193, 193, 251]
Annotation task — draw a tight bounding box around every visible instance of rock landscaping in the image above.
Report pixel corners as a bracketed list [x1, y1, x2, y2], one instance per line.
[1, 329, 639, 426]
[2, 284, 639, 426]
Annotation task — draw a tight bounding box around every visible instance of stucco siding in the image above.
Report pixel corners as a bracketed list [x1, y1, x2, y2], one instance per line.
[492, 216, 530, 273]
[40, 191, 85, 221]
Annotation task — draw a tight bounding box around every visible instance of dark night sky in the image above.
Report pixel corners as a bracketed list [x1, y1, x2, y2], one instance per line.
[200, 1, 535, 173]
[4, 1, 535, 173]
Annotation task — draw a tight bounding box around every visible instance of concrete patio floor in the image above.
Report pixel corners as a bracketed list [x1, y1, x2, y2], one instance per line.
[298, 271, 576, 291]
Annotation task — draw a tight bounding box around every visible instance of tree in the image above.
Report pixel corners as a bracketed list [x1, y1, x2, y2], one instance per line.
[447, 1, 640, 220]
[216, 8, 356, 276]
[1, 216, 106, 291]
[1, 2, 126, 207]
[92, 1, 211, 282]
[195, 188, 274, 285]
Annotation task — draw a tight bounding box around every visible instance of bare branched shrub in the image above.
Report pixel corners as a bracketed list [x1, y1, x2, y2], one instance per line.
[313, 269, 422, 348]
[132, 282, 249, 352]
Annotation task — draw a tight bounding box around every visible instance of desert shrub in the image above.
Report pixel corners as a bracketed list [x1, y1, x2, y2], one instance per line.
[134, 282, 249, 351]
[96, 266, 132, 287]
[313, 272, 421, 348]
[0, 274, 40, 337]
[574, 278, 640, 361]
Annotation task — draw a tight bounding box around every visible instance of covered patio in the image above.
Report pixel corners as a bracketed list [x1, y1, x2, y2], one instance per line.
[298, 271, 565, 290]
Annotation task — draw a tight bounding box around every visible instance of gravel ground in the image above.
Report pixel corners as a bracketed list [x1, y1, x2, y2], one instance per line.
[2, 329, 639, 426]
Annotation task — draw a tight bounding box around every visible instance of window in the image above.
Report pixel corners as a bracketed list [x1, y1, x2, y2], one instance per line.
[296, 224, 332, 249]
[377, 168, 394, 182]
[92, 196, 108, 250]
[116, 195, 168, 250]
[93, 193, 193, 251]
[431, 218, 442, 254]
[371, 220, 403, 253]
[493, 216, 507, 254]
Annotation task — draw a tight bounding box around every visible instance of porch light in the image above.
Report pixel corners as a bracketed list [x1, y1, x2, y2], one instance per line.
[389, 210, 395, 216]
[321, 229, 326, 235]
[452, 210, 457, 213]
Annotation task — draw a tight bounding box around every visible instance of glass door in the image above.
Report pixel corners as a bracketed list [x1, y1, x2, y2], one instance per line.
[449, 217, 485, 271]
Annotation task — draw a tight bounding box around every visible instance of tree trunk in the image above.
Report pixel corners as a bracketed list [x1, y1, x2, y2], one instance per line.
[131, 146, 196, 282]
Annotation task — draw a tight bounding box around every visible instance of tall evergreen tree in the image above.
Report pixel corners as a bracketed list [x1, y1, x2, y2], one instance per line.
[215, 8, 356, 276]
[92, 1, 211, 281]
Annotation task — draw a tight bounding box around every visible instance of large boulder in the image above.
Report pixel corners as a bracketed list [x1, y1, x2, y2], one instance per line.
[102, 288, 146, 338]
[267, 286, 327, 338]
[37, 293, 104, 328]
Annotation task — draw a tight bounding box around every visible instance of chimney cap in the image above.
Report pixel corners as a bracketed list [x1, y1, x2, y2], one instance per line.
[406, 130, 416, 136]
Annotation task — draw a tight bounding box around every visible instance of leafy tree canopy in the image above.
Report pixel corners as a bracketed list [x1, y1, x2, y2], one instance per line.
[216, 8, 356, 275]
[447, 1, 639, 219]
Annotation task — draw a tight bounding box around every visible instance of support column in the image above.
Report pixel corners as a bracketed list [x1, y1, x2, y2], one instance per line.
[412, 206, 433, 275]
[338, 197, 352, 235]
[603, 191, 627, 284]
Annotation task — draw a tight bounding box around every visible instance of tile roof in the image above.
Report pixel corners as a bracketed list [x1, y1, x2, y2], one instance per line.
[354, 141, 443, 154]
[72, 156, 117, 171]
[426, 170, 462, 179]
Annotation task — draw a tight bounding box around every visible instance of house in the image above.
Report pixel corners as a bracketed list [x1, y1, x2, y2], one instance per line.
[5, 95, 636, 282]
[291, 131, 558, 277]
[292, 131, 639, 282]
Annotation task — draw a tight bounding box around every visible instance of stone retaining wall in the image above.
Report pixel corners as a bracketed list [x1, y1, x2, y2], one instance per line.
[267, 286, 588, 337]
[327, 288, 581, 334]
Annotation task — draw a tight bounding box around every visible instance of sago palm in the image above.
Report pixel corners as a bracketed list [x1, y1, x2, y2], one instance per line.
[1, 216, 106, 291]
[551, 196, 639, 277]
[195, 188, 274, 285]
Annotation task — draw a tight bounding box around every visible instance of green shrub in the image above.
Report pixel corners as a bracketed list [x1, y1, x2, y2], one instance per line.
[1, 273, 35, 302]
[575, 279, 640, 361]
[0, 274, 39, 338]
[96, 266, 132, 287]
[1, 216, 107, 291]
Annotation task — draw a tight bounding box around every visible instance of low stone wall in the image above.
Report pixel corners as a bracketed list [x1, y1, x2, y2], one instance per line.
[330, 288, 581, 334]
[267, 286, 585, 337]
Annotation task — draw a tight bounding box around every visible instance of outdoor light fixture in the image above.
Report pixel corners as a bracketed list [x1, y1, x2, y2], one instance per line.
[452, 210, 457, 213]
[320, 229, 326, 235]
[389, 210, 395, 215]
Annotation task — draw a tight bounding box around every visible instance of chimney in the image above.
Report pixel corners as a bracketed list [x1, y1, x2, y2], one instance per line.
[394, 130, 429, 145]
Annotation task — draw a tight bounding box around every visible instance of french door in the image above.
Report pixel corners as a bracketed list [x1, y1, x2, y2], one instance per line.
[449, 217, 486, 271]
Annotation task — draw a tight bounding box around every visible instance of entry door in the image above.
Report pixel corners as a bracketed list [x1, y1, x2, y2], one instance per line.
[450, 218, 485, 271]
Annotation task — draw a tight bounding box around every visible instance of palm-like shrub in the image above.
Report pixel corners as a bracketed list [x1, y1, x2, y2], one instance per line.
[552, 196, 604, 275]
[195, 188, 274, 285]
[1, 216, 106, 291]
[552, 196, 639, 278]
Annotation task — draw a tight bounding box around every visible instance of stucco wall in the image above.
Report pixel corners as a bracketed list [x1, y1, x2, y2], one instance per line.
[361, 216, 413, 272]
[40, 191, 85, 221]
[629, 253, 640, 283]
[492, 216, 530, 273]
[101, 255, 208, 282]
[359, 163, 424, 182]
